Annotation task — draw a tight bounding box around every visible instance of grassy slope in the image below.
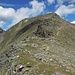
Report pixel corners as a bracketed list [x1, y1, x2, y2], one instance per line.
[0, 13, 75, 75]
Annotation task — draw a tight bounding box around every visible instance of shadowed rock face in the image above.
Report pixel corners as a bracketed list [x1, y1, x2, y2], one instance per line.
[35, 25, 54, 38]
[0, 28, 4, 34]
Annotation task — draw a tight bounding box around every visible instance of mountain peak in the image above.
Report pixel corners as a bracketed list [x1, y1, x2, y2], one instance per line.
[46, 12, 59, 16]
[0, 13, 75, 75]
[41, 13, 60, 20]
[45, 13, 59, 17]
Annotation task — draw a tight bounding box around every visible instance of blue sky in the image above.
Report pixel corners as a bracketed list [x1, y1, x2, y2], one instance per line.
[0, 0, 75, 30]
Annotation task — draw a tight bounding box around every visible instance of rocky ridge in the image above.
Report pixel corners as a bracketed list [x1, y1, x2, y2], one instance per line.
[0, 13, 75, 75]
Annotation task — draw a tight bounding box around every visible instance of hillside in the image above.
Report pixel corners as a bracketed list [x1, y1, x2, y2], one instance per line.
[0, 13, 75, 75]
[0, 28, 4, 34]
[0, 28, 4, 45]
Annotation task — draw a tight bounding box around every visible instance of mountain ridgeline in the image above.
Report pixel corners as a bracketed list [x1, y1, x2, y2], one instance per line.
[0, 13, 75, 75]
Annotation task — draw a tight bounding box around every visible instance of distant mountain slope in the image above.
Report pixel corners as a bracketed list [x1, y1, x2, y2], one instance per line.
[0, 13, 75, 75]
[0, 28, 4, 34]
[0, 28, 4, 44]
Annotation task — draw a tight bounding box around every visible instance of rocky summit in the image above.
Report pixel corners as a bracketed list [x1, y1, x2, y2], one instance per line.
[0, 13, 75, 75]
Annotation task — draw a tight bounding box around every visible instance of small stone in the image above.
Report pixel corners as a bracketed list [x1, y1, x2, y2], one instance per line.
[50, 58, 53, 61]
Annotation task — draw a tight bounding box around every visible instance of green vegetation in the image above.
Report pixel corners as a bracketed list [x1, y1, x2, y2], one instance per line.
[0, 13, 75, 75]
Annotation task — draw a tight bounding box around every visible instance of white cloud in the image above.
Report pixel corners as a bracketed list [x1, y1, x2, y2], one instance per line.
[0, 0, 45, 29]
[69, 0, 75, 3]
[29, 0, 45, 16]
[9, 0, 45, 28]
[71, 21, 75, 24]
[47, 0, 55, 4]
[0, 6, 15, 28]
[0, 6, 15, 29]
[0, 6, 15, 21]
[57, 0, 65, 5]
[10, 7, 30, 27]
[47, 0, 66, 5]
[47, 0, 75, 6]
[0, 21, 5, 27]
[55, 4, 75, 17]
